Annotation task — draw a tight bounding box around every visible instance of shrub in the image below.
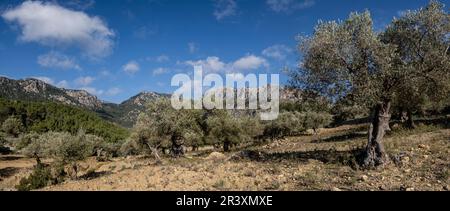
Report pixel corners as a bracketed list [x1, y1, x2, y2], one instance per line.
[2, 116, 24, 137]
[16, 164, 52, 191]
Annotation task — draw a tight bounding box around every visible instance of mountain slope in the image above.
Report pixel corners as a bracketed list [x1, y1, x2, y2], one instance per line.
[116, 92, 171, 126]
[0, 77, 168, 127]
[0, 77, 103, 109]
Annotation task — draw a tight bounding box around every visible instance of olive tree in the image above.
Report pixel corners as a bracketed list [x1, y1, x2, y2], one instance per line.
[240, 115, 264, 141]
[302, 112, 333, 134]
[331, 97, 369, 123]
[23, 131, 92, 161]
[183, 109, 207, 152]
[291, 3, 449, 167]
[206, 110, 249, 152]
[131, 98, 205, 158]
[22, 130, 94, 176]
[381, 1, 450, 128]
[130, 111, 170, 161]
[262, 112, 302, 139]
[16, 132, 40, 150]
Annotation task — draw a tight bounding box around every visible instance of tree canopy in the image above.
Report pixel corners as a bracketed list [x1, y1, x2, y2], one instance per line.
[290, 0, 449, 167]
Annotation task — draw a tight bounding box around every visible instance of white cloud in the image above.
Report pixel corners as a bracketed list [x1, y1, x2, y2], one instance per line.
[231, 55, 269, 71]
[185, 55, 269, 73]
[156, 54, 170, 63]
[56, 0, 96, 11]
[122, 61, 140, 74]
[99, 70, 111, 77]
[214, 0, 237, 21]
[152, 67, 169, 75]
[31, 76, 54, 85]
[188, 42, 198, 53]
[75, 76, 95, 86]
[185, 57, 227, 73]
[29, 78, 70, 89]
[34, 76, 103, 96]
[37, 51, 81, 70]
[226, 73, 245, 81]
[106, 87, 122, 96]
[266, 0, 315, 13]
[2, 1, 114, 58]
[56, 80, 70, 88]
[81, 87, 103, 95]
[262, 44, 293, 60]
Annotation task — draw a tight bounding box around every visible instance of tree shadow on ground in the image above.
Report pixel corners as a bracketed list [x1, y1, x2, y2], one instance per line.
[0, 155, 23, 161]
[235, 148, 364, 169]
[331, 117, 370, 127]
[416, 117, 450, 129]
[313, 132, 367, 143]
[0, 146, 12, 155]
[79, 171, 111, 180]
[0, 167, 20, 178]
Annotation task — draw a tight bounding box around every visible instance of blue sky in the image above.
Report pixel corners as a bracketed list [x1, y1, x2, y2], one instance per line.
[0, 0, 441, 103]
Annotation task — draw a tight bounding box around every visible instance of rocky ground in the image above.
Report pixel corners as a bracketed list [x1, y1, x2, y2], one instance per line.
[1, 123, 449, 191]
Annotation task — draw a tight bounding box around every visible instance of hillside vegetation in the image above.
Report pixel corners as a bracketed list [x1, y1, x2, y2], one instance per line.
[0, 98, 129, 143]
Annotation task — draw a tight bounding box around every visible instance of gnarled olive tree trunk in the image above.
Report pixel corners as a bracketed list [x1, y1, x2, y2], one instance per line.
[223, 140, 231, 152]
[362, 101, 391, 167]
[171, 135, 185, 157]
[406, 109, 416, 129]
[400, 109, 416, 129]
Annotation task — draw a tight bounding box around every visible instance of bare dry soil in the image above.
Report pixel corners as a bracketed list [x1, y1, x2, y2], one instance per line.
[1, 123, 449, 191]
